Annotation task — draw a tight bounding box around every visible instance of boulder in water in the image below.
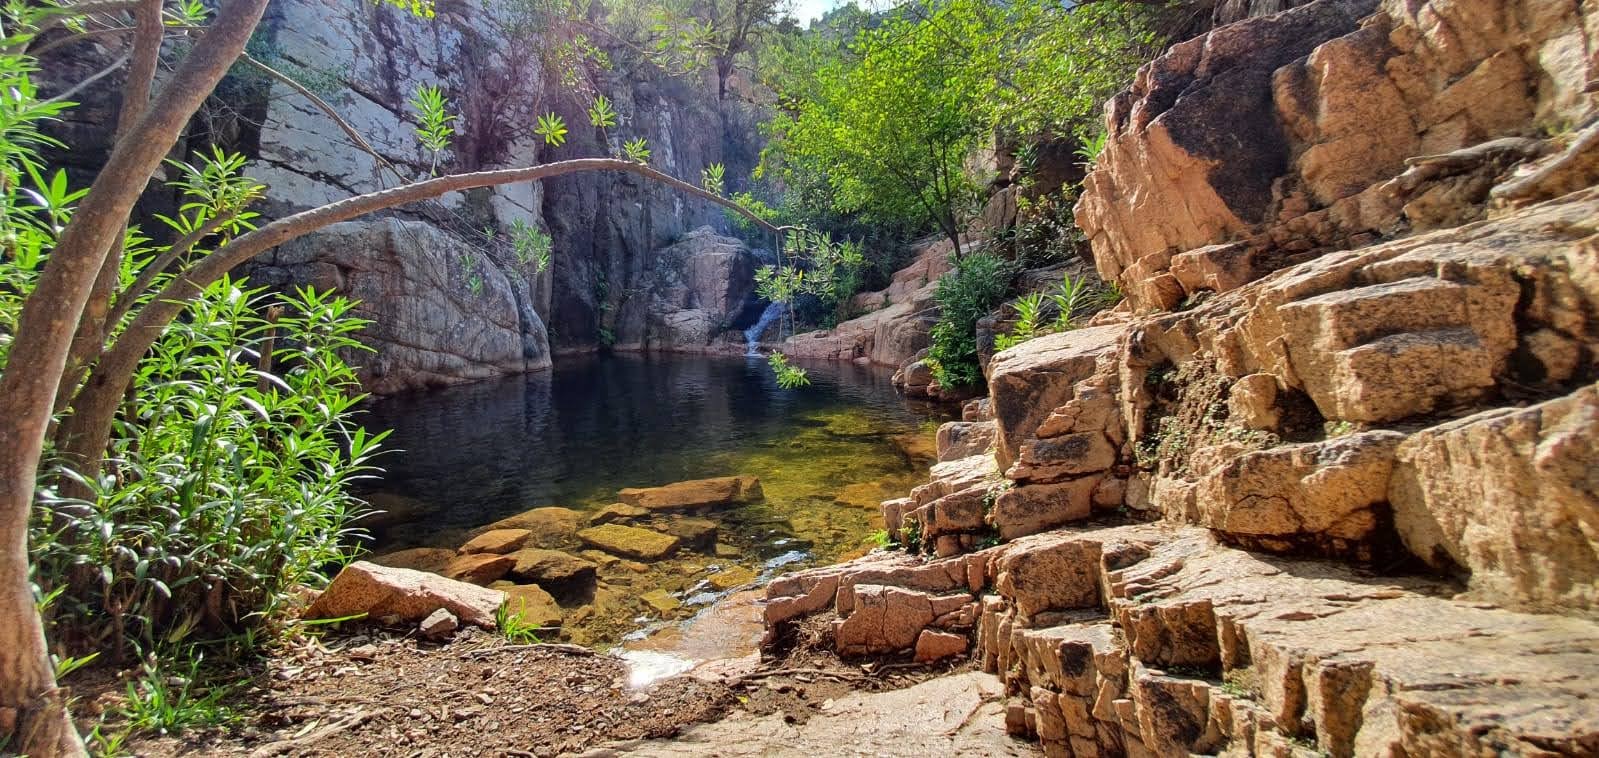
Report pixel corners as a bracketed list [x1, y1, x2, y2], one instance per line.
[508, 548, 598, 599]
[617, 476, 763, 512]
[578, 524, 683, 561]
[473, 506, 583, 547]
[661, 517, 719, 552]
[442, 553, 516, 585]
[369, 547, 456, 573]
[496, 583, 563, 629]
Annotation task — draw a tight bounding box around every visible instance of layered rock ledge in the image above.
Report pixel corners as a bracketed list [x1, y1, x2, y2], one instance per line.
[762, 0, 1599, 754]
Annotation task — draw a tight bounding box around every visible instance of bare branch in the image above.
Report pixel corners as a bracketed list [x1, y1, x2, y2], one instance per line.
[42, 52, 128, 104]
[238, 51, 407, 186]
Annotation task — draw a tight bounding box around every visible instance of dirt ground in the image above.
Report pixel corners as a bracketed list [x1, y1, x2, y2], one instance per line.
[80, 620, 966, 757]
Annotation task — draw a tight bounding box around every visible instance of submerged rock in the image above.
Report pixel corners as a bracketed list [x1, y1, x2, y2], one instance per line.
[579, 524, 684, 561]
[642, 589, 682, 615]
[590, 503, 650, 525]
[661, 517, 719, 552]
[617, 476, 764, 512]
[708, 566, 757, 591]
[307, 561, 504, 628]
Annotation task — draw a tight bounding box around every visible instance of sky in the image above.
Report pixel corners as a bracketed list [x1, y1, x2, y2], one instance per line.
[790, 0, 844, 24]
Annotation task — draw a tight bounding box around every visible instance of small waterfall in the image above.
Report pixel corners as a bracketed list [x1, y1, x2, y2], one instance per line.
[744, 301, 785, 354]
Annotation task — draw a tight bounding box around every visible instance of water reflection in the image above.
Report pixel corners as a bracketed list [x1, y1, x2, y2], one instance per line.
[358, 353, 952, 644]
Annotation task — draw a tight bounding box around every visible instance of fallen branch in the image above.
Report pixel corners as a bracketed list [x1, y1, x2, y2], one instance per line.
[734, 667, 873, 684]
[458, 642, 595, 660]
[246, 709, 374, 758]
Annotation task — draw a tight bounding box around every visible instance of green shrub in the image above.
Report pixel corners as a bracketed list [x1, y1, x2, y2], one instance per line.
[31, 280, 386, 658]
[927, 252, 1012, 388]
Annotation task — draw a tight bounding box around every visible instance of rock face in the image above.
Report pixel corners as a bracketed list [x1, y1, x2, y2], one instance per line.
[1076, 0, 1599, 315]
[50, 0, 770, 393]
[307, 561, 505, 628]
[764, 0, 1599, 754]
[638, 228, 764, 351]
[1390, 386, 1599, 614]
[782, 239, 954, 373]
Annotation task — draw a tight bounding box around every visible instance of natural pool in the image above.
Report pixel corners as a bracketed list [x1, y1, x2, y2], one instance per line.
[358, 352, 952, 646]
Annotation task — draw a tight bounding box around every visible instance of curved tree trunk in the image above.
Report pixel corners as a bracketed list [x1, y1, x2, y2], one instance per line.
[0, 1, 270, 754]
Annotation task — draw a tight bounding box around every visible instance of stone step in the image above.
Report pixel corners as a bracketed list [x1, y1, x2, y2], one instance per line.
[979, 524, 1599, 757]
[1277, 275, 1474, 352]
[1319, 326, 1497, 421]
[1274, 273, 1518, 423]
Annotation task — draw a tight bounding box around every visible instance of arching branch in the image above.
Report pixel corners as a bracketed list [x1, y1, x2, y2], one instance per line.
[58, 158, 784, 475]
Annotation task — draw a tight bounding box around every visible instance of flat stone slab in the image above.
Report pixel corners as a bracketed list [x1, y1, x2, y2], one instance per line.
[460, 528, 532, 554]
[617, 476, 763, 512]
[579, 672, 1036, 756]
[578, 524, 683, 561]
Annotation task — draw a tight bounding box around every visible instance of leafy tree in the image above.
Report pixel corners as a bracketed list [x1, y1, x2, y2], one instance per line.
[762, 8, 986, 256]
[602, 0, 789, 98]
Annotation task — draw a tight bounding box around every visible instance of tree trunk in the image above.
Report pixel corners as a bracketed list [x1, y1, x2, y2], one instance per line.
[0, 1, 269, 754]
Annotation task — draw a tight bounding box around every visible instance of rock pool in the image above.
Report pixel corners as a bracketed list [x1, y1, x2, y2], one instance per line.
[358, 352, 951, 646]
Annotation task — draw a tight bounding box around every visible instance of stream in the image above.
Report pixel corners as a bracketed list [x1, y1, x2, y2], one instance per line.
[358, 352, 951, 659]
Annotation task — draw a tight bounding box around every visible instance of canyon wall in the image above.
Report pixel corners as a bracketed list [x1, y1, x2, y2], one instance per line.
[764, 0, 1599, 754]
[47, 0, 769, 394]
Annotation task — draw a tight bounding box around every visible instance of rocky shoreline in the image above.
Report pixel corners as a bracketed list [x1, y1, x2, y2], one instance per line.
[756, 0, 1599, 754]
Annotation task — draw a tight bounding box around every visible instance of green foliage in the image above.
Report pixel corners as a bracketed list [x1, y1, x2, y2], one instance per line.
[957, 0, 1159, 140]
[1076, 130, 1109, 165]
[587, 94, 618, 129]
[992, 273, 1105, 352]
[119, 651, 236, 737]
[761, 7, 984, 244]
[601, 0, 785, 86]
[495, 605, 545, 644]
[755, 229, 865, 329]
[866, 529, 895, 549]
[994, 292, 1046, 352]
[900, 516, 923, 553]
[622, 136, 652, 164]
[30, 281, 384, 657]
[535, 111, 568, 147]
[927, 252, 1011, 389]
[757, 0, 1157, 249]
[375, 0, 437, 18]
[509, 219, 552, 273]
[700, 162, 725, 195]
[767, 352, 810, 389]
[727, 191, 780, 235]
[1050, 273, 1092, 331]
[409, 84, 457, 174]
[1008, 188, 1085, 269]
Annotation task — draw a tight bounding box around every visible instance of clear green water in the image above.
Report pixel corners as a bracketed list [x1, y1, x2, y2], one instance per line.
[359, 353, 951, 644]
